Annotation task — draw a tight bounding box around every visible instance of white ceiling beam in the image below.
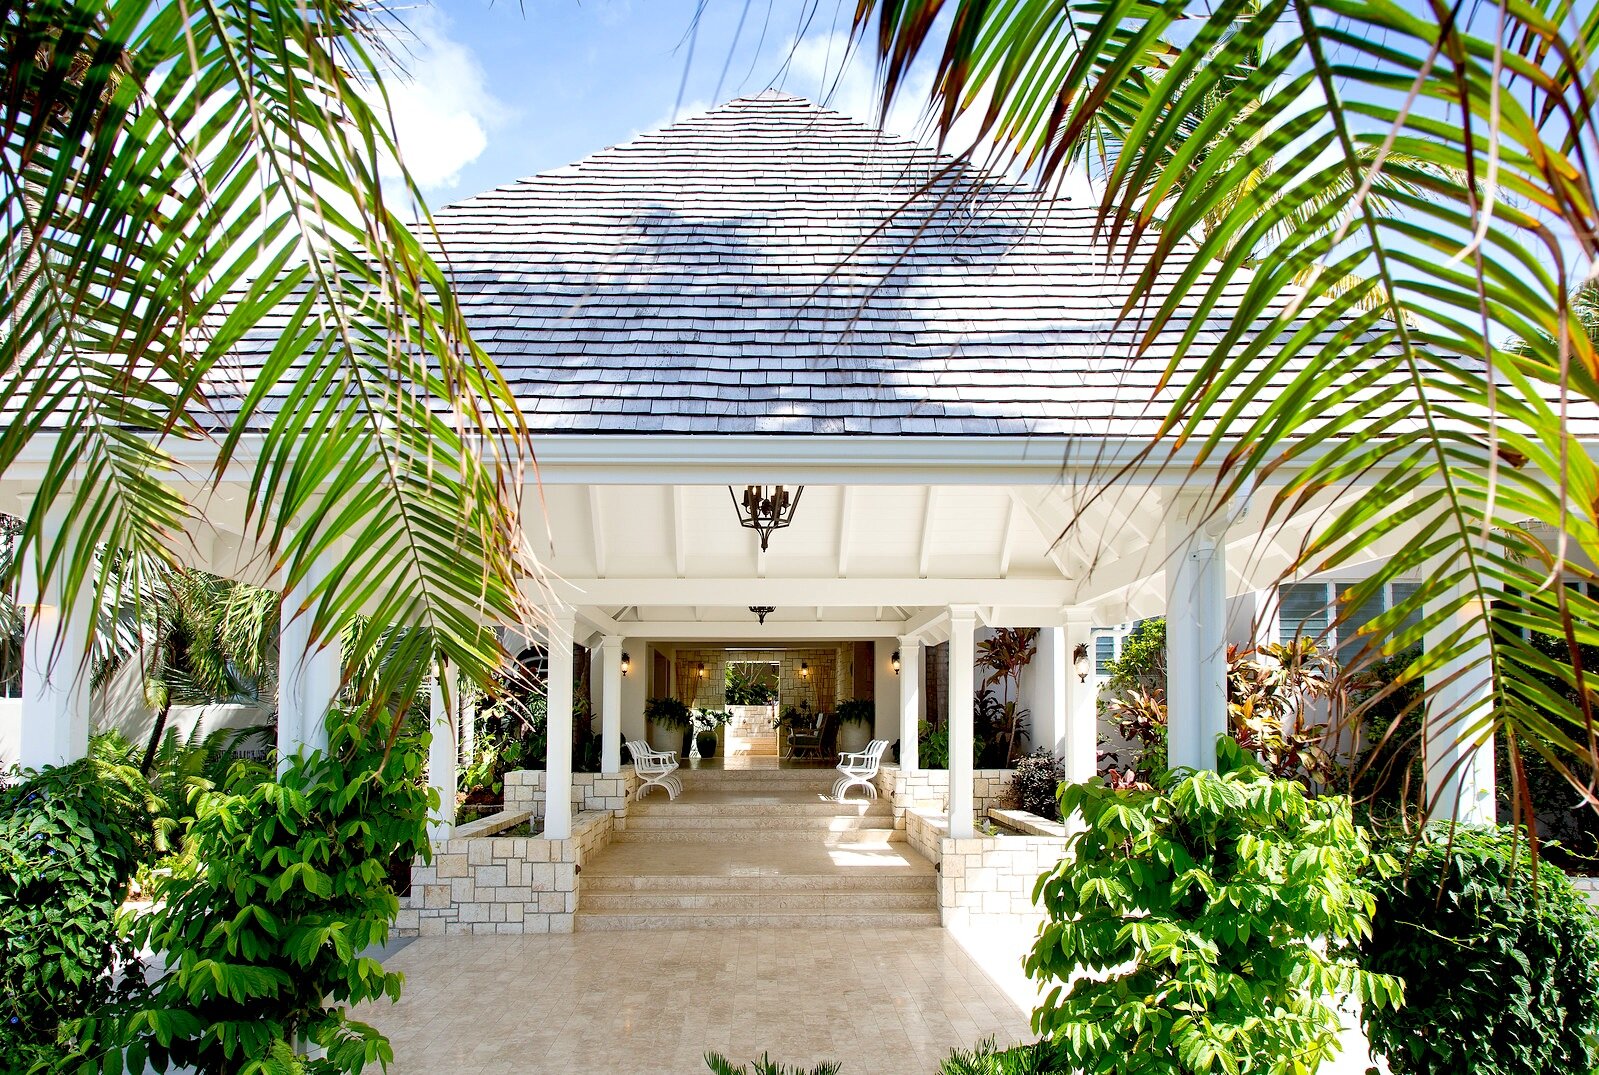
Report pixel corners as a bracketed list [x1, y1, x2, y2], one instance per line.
[918, 487, 939, 578]
[837, 487, 855, 578]
[546, 576, 1074, 607]
[671, 486, 687, 578]
[997, 496, 1017, 579]
[588, 486, 608, 579]
[1007, 489, 1074, 579]
[572, 605, 625, 637]
[901, 606, 950, 641]
[591, 619, 908, 640]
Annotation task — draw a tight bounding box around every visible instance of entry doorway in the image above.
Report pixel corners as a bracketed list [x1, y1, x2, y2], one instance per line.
[724, 659, 780, 761]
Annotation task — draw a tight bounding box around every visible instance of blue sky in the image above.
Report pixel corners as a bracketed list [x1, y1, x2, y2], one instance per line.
[381, 1, 944, 203]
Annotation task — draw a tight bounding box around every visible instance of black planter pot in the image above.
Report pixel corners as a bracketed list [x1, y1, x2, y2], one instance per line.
[696, 732, 718, 759]
[681, 729, 694, 757]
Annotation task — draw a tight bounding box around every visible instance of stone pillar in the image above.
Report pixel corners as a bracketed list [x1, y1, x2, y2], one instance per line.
[599, 634, 623, 774]
[1062, 608, 1098, 784]
[427, 664, 458, 841]
[897, 636, 922, 773]
[277, 555, 342, 770]
[1423, 579, 1496, 823]
[1166, 497, 1229, 772]
[543, 610, 576, 839]
[947, 606, 979, 838]
[18, 538, 93, 770]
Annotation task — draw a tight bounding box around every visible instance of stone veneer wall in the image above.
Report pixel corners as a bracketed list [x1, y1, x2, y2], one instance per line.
[873, 763, 1017, 828]
[905, 808, 1069, 930]
[1574, 875, 1599, 907]
[503, 769, 639, 819]
[396, 808, 614, 936]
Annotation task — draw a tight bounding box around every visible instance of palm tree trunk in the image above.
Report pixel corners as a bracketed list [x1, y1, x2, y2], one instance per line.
[141, 700, 171, 776]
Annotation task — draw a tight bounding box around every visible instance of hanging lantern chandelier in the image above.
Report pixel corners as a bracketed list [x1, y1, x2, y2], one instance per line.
[749, 606, 776, 625]
[729, 484, 804, 551]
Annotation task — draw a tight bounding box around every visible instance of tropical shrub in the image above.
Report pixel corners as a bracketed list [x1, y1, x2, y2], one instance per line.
[645, 696, 693, 732]
[977, 628, 1039, 765]
[123, 710, 431, 1073]
[1006, 749, 1065, 820]
[919, 719, 950, 770]
[834, 698, 875, 726]
[704, 1053, 840, 1075]
[0, 757, 154, 1070]
[1027, 740, 1400, 1074]
[1358, 824, 1599, 1075]
[938, 1037, 1064, 1074]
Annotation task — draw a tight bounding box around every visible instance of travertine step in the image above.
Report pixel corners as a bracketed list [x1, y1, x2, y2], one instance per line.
[581, 889, 937, 912]
[630, 797, 889, 819]
[624, 814, 893, 832]
[575, 909, 941, 931]
[585, 872, 933, 894]
[612, 828, 905, 846]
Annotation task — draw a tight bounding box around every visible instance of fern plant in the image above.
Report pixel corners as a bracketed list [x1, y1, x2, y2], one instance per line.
[705, 1053, 842, 1075]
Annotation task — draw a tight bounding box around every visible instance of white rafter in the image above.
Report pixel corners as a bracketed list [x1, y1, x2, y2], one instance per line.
[588, 486, 608, 579]
[837, 486, 855, 578]
[671, 486, 687, 578]
[918, 487, 939, 578]
[997, 495, 1017, 578]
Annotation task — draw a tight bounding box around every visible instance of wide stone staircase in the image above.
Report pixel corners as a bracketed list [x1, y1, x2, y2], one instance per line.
[576, 768, 940, 930]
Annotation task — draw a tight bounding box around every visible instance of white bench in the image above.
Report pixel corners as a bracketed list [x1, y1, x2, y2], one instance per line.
[627, 739, 682, 801]
[833, 739, 889, 801]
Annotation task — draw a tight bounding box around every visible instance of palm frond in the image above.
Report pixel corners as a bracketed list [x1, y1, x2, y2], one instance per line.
[855, 0, 1599, 817]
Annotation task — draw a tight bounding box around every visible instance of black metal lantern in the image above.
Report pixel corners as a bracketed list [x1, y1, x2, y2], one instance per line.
[749, 605, 775, 625]
[729, 484, 804, 551]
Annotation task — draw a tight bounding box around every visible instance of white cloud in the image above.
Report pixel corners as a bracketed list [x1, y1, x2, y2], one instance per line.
[373, 7, 508, 192]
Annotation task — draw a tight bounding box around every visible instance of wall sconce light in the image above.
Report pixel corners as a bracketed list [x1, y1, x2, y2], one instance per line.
[891, 650, 901, 675]
[697, 662, 706, 679]
[800, 661, 809, 678]
[1072, 642, 1090, 683]
[621, 652, 631, 677]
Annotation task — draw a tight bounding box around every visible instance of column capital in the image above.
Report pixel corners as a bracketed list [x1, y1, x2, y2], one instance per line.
[599, 633, 623, 651]
[947, 603, 981, 623]
[895, 634, 923, 649]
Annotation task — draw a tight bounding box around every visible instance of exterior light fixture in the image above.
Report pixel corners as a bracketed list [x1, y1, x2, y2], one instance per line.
[891, 650, 901, 674]
[749, 605, 775, 625]
[800, 662, 809, 678]
[621, 652, 631, 677]
[729, 484, 804, 551]
[1072, 642, 1090, 683]
[697, 662, 707, 679]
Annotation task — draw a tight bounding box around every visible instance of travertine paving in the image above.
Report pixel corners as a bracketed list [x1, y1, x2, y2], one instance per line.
[362, 929, 1032, 1075]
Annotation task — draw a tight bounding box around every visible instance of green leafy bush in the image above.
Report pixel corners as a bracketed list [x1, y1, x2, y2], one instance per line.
[938, 1037, 1063, 1073]
[1006, 749, 1064, 820]
[704, 1053, 840, 1075]
[1027, 740, 1399, 1074]
[1358, 824, 1599, 1075]
[919, 719, 950, 769]
[0, 757, 154, 1070]
[123, 710, 431, 1073]
[645, 696, 693, 731]
[834, 698, 875, 726]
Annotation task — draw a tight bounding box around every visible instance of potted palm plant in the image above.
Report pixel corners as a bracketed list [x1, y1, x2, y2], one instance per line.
[645, 696, 693, 755]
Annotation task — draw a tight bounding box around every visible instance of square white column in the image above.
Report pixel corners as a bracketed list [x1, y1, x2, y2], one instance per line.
[896, 636, 922, 773]
[599, 635, 623, 774]
[1062, 608, 1098, 784]
[19, 541, 93, 769]
[427, 665, 458, 841]
[1423, 579, 1496, 824]
[543, 610, 577, 839]
[947, 606, 979, 838]
[277, 555, 342, 770]
[1166, 497, 1229, 772]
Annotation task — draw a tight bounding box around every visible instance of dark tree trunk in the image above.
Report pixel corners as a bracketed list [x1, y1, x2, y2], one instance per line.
[140, 701, 172, 776]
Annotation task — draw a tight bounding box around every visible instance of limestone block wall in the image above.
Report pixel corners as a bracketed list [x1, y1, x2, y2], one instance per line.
[1574, 875, 1599, 907]
[503, 769, 639, 820]
[396, 808, 614, 937]
[905, 808, 1069, 930]
[874, 764, 1017, 828]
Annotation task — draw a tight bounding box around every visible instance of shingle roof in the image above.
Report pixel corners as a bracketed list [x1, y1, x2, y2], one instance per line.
[231, 91, 1398, 437]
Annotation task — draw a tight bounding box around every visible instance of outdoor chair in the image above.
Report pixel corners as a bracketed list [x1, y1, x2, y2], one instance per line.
[784, 714, 824, 760]
[627, 738, 682, 800]
[833, 738, 890, 801]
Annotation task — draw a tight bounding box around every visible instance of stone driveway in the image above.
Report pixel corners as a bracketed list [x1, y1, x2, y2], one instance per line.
[359, 928, 1033, 1074]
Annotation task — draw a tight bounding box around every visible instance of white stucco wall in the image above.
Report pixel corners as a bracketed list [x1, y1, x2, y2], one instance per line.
[0, 698, 20, 770]
[873, 638, 901, 744]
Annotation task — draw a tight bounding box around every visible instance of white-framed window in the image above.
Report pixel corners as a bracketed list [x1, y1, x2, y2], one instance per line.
[1278, 580, 1422, 662]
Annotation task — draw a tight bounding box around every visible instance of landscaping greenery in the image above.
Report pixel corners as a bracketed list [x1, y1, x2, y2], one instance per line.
[1358, 825, 1599, 1075]
[1026, 740, 1400, 1073]
[122, 709, 431, 1074]
[0, 757, 153, 1070]
[1006, 749, 1065, 821]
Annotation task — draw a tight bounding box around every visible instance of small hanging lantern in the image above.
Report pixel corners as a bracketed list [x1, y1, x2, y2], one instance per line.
[621, 652, 631, 677]
[891, 650, 901, 675]
[729, 484, 804, 551]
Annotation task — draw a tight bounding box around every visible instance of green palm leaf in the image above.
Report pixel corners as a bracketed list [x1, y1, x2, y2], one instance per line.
[855, 0, 1599, 816]
[1, 1, 536, 733]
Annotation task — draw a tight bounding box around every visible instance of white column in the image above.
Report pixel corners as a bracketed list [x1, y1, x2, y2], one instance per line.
[543, 610, 576, 839]
[277, 555, 342, 769]
[1166, 498, 1229, 772]
[1031, 627, 1069, 759]
[947, 607, 978, 838]
[19, 541, 93, 770]
[1062, 608, 1098, 784]
[1424, 580, 1496, 824]
[599, 635, 623, 774]
[897, 636, 922, 773]
[427, 664, 458, 841]
[458, 699, 476, 767]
